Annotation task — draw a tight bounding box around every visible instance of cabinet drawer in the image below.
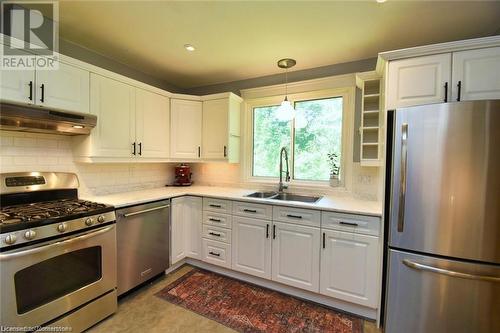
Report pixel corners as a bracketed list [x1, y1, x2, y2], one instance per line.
[203, 197, 232, 213]
[202, 211, 232, 229]
[202, 239, 231, 269]
[321, 211, 380, 236]
[273, 206, 321, 227]
[202, 224, 231, 243]
[232, 201, 273, 220]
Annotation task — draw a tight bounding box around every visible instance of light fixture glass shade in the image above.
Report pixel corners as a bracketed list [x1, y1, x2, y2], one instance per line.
[275, 97, 295, 121]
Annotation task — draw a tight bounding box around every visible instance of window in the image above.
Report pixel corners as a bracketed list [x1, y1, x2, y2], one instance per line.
[252, 96, 343, 182]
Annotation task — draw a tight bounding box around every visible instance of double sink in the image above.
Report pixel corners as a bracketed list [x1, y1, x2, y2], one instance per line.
[245, 191, 322, 204]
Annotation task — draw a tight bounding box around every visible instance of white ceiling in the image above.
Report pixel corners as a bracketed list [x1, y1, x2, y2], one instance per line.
[59, 1, 500, 89]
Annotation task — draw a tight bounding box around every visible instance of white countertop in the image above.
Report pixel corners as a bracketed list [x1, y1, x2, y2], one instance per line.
[83, 186, 382, 217]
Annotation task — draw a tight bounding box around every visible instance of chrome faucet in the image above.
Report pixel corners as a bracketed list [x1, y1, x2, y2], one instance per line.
[278, 147, 290, 193]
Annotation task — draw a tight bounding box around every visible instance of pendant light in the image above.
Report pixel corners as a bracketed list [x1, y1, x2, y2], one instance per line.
[275, 58, 307, 129]
[275, 58, 296, 122]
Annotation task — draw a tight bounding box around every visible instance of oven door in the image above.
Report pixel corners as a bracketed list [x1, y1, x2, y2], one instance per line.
[0, 224, 116, 328]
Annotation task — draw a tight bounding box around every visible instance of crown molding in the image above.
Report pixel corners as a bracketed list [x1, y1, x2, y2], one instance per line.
[376, 35, 500, 72]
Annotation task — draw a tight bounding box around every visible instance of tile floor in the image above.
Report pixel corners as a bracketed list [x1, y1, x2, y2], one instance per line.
[87, 265, 382, 333]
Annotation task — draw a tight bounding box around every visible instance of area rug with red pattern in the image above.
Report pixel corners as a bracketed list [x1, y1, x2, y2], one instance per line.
[155, 268, 363, 333]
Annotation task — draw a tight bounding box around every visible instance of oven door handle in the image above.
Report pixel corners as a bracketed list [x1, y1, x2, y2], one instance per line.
[0, 225, 114, 260]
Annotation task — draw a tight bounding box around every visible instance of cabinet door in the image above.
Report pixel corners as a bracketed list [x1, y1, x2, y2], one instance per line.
[171, 197, 187, 264]
[0, 50, 35, 104]
[320, 230, 379, 308]
[202, 99, 228, 159]
[185, 196, 202, 260]
[232, 216, 272, 279]
[452, 47, 500, 101]
[272, 222, 320, 292]
[36, 60, 89, 113]
[170, 99, 202, 159]
[136, 88, 170, 158]
[387, 53, 451, 109]
[90, 74, 135, 157]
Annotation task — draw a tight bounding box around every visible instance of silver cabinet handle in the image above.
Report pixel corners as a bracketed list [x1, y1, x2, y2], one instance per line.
[123, 204, 170, 217]
[403, 259, 500, 283]
[398, 123, 408, 232]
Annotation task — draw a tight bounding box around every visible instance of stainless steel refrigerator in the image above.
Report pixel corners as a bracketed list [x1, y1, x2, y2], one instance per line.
[385, 100, 500, 333]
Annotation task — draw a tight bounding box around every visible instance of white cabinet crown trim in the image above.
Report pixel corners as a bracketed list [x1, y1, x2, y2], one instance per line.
[376, 35, 500, 74]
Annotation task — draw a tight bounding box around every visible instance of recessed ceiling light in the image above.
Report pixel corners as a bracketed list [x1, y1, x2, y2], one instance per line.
[184, 44, 195, 52]
[376, 0, 387, 3]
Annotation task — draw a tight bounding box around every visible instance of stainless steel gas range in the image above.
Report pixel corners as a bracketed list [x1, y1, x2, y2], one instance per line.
[0, 172, 117, 332]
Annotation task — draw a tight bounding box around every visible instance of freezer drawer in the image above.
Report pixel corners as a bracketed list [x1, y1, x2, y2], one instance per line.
[116, 200, 170, 295]
[386, 249, 500, 333]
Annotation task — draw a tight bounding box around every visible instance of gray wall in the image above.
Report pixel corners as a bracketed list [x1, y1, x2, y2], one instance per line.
[2, 3, 182, 93]
[183, 58, 377, 96]
[59, 39, 182, 92]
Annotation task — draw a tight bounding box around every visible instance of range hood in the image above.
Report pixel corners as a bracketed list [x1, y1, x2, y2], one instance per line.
[0, 103, 97, 135]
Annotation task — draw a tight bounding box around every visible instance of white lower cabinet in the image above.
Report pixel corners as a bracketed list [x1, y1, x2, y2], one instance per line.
[175, 196, 382, 313]
[320, 230, 379, 308]
[202, 239, 231, 268]
[271, 221, 320, 292]
[184, 197, 203, 259]
[231, 216, 272, 279]
[171, 196, 202, 264]
[171, 197, 186, 264]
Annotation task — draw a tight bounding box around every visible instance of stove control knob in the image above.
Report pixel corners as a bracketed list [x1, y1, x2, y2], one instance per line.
[4, 234, 17, 245]
[24, 230, 36, 240]
[57, 223, 68, 233]
[97, 215, 105, 223]
[85, 218, 93, 226]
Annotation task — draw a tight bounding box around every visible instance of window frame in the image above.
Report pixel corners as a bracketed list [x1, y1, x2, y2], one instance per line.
[243, 87, 355, 190]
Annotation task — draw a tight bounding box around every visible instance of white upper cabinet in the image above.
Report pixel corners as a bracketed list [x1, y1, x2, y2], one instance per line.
[0, 50, 35, 105]
[387, 53, 452, 109]
[452, 46, 500, 101]
[202, 94, 242, 162]
[271, 222, 320, 292]
[87, 74, 136, 157]
[135, 88, 170, 158]
[74, 74, 171, 161]
[170, 99, 202, 159]
[231, 216, 272, 279]
[0, 55, 90, 114]
[36, 60, 89, 114]
[202, 99, 228, 159]
[320, 230, 379, 308]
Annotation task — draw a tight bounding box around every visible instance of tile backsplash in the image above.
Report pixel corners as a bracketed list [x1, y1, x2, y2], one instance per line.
[0, 131, 175, 196]
[0, 130, 381, 200]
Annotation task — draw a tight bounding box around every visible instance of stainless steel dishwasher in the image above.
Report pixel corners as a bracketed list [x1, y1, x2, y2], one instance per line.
[116, 199, 170, 295]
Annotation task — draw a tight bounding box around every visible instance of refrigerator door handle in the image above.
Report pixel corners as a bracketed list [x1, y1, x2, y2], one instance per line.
[402, 259, 500, 283]
[398, 123, 408, 232]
